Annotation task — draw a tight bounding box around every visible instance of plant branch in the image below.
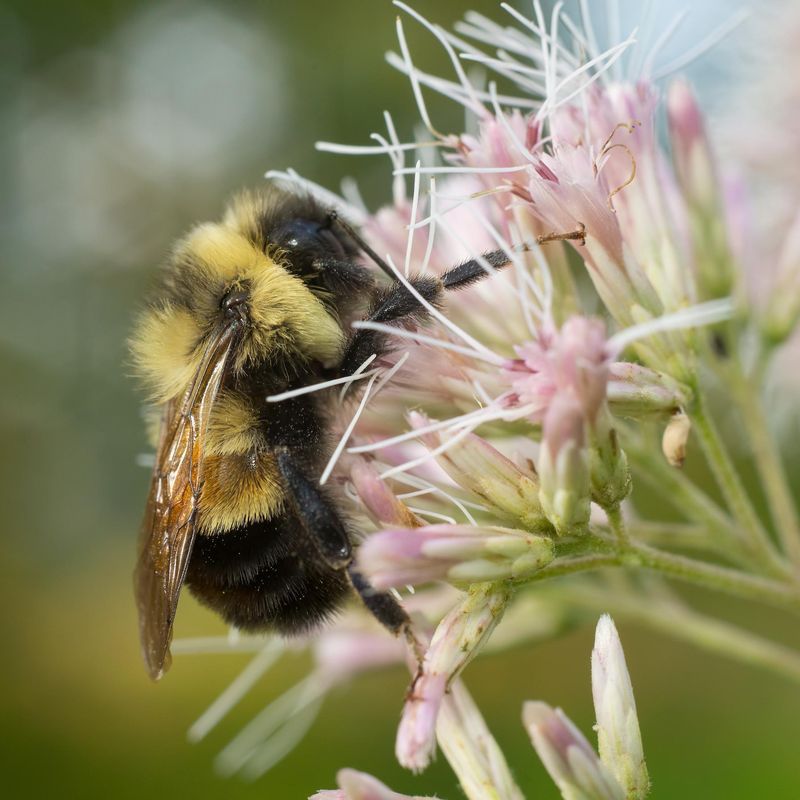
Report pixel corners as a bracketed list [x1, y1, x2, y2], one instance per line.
[691, 393, 789, 577]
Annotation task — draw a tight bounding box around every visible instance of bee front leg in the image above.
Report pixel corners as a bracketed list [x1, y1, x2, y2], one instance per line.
[339, 275, 444, 379]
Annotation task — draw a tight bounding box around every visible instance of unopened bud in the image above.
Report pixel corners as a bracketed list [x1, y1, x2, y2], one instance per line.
[592, 616, 650, 798]
[350, 459, 422, 527]
[590, 413, 631, 510]
[539, 394, 591, 534]
[762, 210, 800, 344]
[668, 79, 733, 300]
[310, 768, 436, 800]
[523, 702, 624, 800]
[410, 413, 548, 531]
[397, 583, 512, 772]
[358, 524, 554, 590]
[607, 362, 689, 419]
[661, 411, 691, 467]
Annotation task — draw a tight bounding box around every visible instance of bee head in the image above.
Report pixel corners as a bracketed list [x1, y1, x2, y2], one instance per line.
[131, 208, 349, 402]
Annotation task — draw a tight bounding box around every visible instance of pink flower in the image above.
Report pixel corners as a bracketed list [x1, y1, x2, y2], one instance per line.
[396, 584, 512, 773]
[357, 523, 553, 589]
[506, 316, 610, 424]
[310, 768, 437, 800]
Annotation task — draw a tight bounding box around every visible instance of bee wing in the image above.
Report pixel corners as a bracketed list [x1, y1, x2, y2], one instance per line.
[134, 323, 240, 680]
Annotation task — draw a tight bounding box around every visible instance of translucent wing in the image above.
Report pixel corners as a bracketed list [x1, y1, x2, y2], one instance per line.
[134, 323, 240, 680]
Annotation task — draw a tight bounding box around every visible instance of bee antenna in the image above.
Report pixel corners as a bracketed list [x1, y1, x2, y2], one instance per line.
[327, 211, 397, 281]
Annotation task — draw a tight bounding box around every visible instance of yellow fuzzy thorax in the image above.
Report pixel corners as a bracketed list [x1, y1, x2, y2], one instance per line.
[131, 220, 344, 403]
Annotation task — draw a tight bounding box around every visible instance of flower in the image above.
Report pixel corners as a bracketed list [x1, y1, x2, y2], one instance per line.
[523, 702, 624, 800]
[396, 583, 512, 772]
[592, 615, 650, 798]
[310, 768, 438, 800]
[358, 523, 554, 588]
[524, 615, 648, 800]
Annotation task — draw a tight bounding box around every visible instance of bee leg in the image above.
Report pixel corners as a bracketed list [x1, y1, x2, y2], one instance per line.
[348, 564, 425, 665]
[276, 450, 424, 662]
[339, 274, 444, 378]
[275, 450, 352, 567]
[339, 248, 522, 379]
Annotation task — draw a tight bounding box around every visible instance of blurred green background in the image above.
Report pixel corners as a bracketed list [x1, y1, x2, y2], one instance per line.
[2, 0, 799, 797]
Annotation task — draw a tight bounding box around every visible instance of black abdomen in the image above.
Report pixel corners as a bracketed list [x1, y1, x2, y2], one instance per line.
[186, 513, 350, 634]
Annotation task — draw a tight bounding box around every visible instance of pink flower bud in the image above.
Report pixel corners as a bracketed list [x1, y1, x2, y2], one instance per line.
[523, 702, 624, 800]
[310, 768, 436, 800]
[592, 616, 649, 798]
[350, 459, 422, 528]
[538, 393, 591, 534]
[358, 524, 553, 590]
[396, 584, 511, 772]
[607, 362, 688, 418]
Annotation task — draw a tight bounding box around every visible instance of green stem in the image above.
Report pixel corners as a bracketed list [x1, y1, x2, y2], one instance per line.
[624, 430, 751, 566]
[727, 364, 800, 568]
[606, 504, 629, 545]
[692, 394, 788, 577]
[627, 541, 800, 611]
[525, 540, 800, 614]
[628, 521, 724, 555]
[559, 583, 800, 685]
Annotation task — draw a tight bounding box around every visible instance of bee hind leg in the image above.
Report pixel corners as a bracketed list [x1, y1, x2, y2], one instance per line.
[348, 564, 425, 665]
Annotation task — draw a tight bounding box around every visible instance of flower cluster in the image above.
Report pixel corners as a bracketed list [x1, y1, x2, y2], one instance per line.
[185, 2, 800, 797]
[313, 615, 648, 800]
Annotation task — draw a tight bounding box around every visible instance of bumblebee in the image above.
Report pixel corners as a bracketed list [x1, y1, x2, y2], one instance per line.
[131, 184, 546, 680]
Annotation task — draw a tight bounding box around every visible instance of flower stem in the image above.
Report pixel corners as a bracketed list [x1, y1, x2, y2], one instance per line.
[528, 539, 800, 614]
[727, 363, 800, 568]
[560, 583, 800, 685]
[691, 394, 788, 577]
[623, 428, 752, 566]
[626, 541, 800, 611]
[605, 504, 629, 545]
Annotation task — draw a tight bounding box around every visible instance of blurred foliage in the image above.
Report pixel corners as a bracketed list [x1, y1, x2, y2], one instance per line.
[1, 1, 798, 798]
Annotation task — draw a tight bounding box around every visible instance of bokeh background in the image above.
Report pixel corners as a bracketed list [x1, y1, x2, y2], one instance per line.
[3, 0, 798, 797]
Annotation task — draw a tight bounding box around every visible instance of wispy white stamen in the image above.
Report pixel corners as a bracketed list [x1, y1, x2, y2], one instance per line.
[394, 163, 531, 176]
[216, 674, 330, 777]
[348, 406, 490, 455]
[320, 373, 379, 485]
[266, 355, 377, 402]
[387, 51, 541, 109]
[340, 176, 368, 215]
[407, 507, 458, 525]
[241, 701, 323, 780]
[419, 177, 438, 277]
[652, 8, 750, 81]
[608, 299, 735, 353]
[339, 353, 379, 402]
[389, 470, 489, 516]
[578, 0, 602, 66]
[394, 1, 485, 115]
[188, 641, 283, 743]
[316, 140, 440, 155]
[607, 0, 622, 80]
[380, 422, 481, 480]
[641, 9, 689, 78]
[404, 160, 423, 277]
[372, 350, 411, 396]
[265, 169, 365, 224]
[351, 320, 505, 366]
[395, 15, 439, 137]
